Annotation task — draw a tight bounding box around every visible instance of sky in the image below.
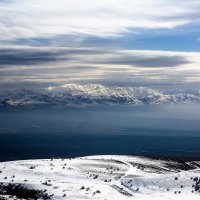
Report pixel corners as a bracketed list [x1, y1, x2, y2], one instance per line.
[0, 0, 200, 91]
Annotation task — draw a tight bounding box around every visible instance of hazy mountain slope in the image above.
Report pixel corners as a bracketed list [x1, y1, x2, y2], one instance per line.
[1, 83, 200, 106]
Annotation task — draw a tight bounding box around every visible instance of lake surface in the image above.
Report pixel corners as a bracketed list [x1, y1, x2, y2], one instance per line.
[0, 104, 200, 161]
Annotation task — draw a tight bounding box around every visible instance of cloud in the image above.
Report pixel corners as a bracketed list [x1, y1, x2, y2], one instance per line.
[0, 48, 68, 66]
[0, 0, 199, 44]
[0, 47, 108, 66]
[94, 54, 190, 67]
[0, 47, 200, 90]
[0, 47, 191, 68]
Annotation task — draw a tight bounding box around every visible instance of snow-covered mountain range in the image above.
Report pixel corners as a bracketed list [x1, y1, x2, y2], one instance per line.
[0, 83, 200, 106]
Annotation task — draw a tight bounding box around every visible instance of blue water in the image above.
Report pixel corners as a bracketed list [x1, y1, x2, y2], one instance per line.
[0, 104, 200, 161]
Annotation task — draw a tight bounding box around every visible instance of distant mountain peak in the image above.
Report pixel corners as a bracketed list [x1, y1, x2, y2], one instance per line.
[0, 83, 200, 106]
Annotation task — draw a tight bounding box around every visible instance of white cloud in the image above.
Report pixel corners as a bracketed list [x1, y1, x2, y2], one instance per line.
[0, 0, 199, 42]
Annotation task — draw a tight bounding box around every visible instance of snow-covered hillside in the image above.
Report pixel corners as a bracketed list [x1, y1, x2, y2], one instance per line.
[0, 156, 200, 199]
[1, 83, 200, 106]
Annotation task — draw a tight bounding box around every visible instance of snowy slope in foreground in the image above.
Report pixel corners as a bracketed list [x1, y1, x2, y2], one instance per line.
[0, 156, 200, 200]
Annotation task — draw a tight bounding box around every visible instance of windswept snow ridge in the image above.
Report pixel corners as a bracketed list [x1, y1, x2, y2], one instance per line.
[0, 156, 200, 200]
[0, 83, 200, 106]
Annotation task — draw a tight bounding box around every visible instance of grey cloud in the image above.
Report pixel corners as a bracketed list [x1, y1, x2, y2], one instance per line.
[0, 46, 191, 69]
[0, 49, 68, 66]
[0, 47, 198, 91]
[0, 48, 107, 67]
[11, 35, 136, 49]
[96, 55, 191, 67]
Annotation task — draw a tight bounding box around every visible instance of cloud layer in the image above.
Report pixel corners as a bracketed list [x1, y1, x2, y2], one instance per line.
[0, 47, 199, 90]
[0, 1, 200, 94]
[0, 0, 200, 42]
[0, 47, 190, 67]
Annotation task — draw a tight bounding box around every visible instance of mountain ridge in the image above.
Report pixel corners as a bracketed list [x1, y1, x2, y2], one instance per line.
[0, 83, 200, 106]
